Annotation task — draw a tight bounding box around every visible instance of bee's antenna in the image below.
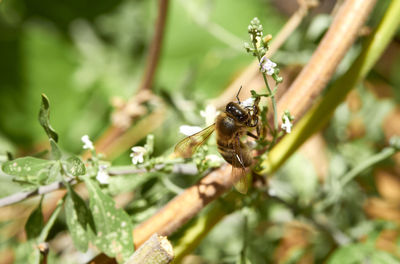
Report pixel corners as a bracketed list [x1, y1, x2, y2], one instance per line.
[236, 86, 242, 104]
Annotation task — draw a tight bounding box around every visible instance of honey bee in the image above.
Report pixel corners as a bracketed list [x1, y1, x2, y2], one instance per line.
[174, 88, 261, 194]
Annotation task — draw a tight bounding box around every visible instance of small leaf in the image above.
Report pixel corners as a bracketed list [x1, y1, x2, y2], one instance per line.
[144, 134, 154, 156]
[2, 157, 56, 185]
[327, 243, 370, 264]
[65, 184, 94, 252]
[371, 250, 400, 263]
[50, 139, 62, 160]
[63, 156, 86, 177]
[84, 178, 134, 263]
[48, 162, 61, 183]
[38, 94, 58, 142]
[25, 198, 44, 240]
[15, 241, 41, 264]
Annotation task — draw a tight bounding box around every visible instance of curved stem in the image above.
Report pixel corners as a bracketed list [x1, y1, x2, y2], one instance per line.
[340, 147, 396, 186]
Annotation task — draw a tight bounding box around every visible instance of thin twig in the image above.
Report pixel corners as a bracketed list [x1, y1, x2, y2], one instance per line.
[0, 163, 198, 208]
[0, 179, 75, 208]
[180, 1, 243, 50]
[139, 0, 169, 91]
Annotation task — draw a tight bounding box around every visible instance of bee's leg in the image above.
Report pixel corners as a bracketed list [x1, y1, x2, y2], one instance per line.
[256, 123, 261, 138]
[248, 115, 259, 127]
[247, 131, 258, 139]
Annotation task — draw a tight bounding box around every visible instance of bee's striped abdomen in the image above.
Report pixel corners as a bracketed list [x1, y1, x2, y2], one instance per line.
[216, 139, 252, 167]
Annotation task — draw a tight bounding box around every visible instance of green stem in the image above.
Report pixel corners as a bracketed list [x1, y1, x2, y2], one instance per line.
[317, 146, 398, 211]
[172, 192, 239, 263]
[252, 40, 279, 136]
[38, 196, 66, 242]
[340, 147, 396, 186]
[258, 0, 400, 175]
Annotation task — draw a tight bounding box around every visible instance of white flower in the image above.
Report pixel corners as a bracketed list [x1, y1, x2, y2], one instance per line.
[130, 146, 146, 165]
[81, 135, 94, 150]
[200, 105, 220, 126]
[96, 164, 109, 184]
[240, 97, 255, 108]
[281, 115, 293, 133]
[179, 125, 202, 136]
[259, 55, 277, 76]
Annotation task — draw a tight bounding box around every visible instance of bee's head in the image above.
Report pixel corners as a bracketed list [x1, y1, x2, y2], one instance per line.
[226, 102, 249, 123]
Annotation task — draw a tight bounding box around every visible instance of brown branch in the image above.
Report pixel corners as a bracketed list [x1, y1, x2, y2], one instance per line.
[138, 0, 169, 92]
[275, 0, 377, 123]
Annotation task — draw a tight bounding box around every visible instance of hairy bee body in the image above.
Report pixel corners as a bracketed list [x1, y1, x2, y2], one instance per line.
[215, 112, 252, 168]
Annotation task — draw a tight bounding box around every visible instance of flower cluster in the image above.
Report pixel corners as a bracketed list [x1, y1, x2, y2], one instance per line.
[248, 17, 263, 43]
[259, 56, 277, 76]
[245, 17, 283, 86]
[244, 17, 268, 57]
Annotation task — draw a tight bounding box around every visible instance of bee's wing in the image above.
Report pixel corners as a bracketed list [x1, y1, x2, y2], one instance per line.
[174, 124, 216, 158]
[231, 139, 249, 194]
[231, 165, 248, 194]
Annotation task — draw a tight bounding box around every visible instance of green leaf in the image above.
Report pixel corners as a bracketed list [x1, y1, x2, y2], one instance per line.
[14, 241, 41, 264]
[1, 157, 56, 185]
[48, 162, 61, 183]
[84, 178, 134, 263]
[38, 94, 58, 142]
[65, 183, 94, 252]
[25, 198, 44, 240]
[327, 244, 368, 264]
[63, 156, 86, 177]
[50, 138, 61, 160]
[327, 243, 400, 264]
[370, 250, 400, 264]
[144, 134, 154, 156]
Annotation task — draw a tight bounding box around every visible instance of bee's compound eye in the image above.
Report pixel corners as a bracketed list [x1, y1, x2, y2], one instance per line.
[226, 102, 248, 123]
[226, 103, 234, 112]
[237, 114, 247, 123]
